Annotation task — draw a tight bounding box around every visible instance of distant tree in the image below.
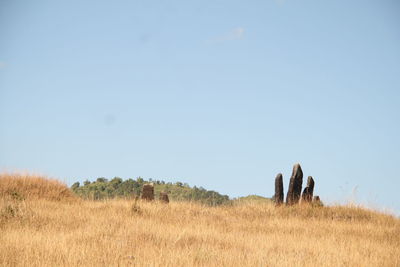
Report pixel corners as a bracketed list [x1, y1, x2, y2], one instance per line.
[71, 182, 80, 191]
[96, 177, 108, 183]
[110, 177, 123, 189]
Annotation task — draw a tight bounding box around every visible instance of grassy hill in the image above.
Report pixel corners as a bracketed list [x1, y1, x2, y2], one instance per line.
[233, 194, 273, 203]
[70, 177, 230, 206]
[1, 174, 399, 266]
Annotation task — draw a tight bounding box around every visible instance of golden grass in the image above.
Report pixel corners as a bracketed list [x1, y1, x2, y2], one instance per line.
[0, 173, 77, 202]
[1, 175, 399, 266]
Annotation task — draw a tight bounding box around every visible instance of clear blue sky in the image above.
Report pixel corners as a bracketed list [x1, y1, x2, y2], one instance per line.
[1, 1, 399, 213]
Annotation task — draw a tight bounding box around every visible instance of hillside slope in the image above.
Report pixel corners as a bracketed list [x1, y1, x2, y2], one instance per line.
[0, 173, 77, 202]
[1, 174, 399, 266]
[1, 198, 399, 266]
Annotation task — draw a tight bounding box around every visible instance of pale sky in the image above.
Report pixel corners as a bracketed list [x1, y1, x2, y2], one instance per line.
[1, 0, 399, 214]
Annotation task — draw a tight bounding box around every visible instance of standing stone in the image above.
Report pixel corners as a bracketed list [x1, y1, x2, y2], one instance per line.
[301, 176, 315, 203]
[286, 163, 303, 205]
[141, 183, 154, 201]
[313, 196, 322, 206]
[159, 192, 169, 204]
[274, 173, 284, 205]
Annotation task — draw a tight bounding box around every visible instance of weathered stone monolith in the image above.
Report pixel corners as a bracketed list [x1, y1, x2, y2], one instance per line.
[159, 192, 169, 204]
[301, 176, 315, 203]
[274, 173, 284, 205]
[141, 183, 154, 201]
[286, 163, 303, 205]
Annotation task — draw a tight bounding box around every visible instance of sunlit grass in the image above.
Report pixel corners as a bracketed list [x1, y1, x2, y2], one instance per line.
[0, 174, 399, 266]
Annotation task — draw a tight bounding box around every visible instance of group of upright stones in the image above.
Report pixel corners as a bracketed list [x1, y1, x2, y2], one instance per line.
[274, 163, 321, 206]
[140, 183, 169, 203]
[140, 163, 320, 206]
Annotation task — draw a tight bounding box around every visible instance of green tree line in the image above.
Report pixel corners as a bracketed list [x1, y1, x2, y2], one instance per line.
[70, 177, 230, 206]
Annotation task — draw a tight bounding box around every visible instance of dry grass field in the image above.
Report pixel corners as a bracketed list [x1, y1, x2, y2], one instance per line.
[1, 174, 399, 266]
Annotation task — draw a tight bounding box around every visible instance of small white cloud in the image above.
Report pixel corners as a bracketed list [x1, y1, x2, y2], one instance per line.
[231, 27, 245, 40]
[207, 27, 245, 44]
[0, 61, 6, 69]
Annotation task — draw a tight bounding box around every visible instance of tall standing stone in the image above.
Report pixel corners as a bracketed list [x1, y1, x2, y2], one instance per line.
[141, 183, 154, 201]
[301, 176, 315, 203]
[274, 173, 284, 205]
[286, 163, 303, 205]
